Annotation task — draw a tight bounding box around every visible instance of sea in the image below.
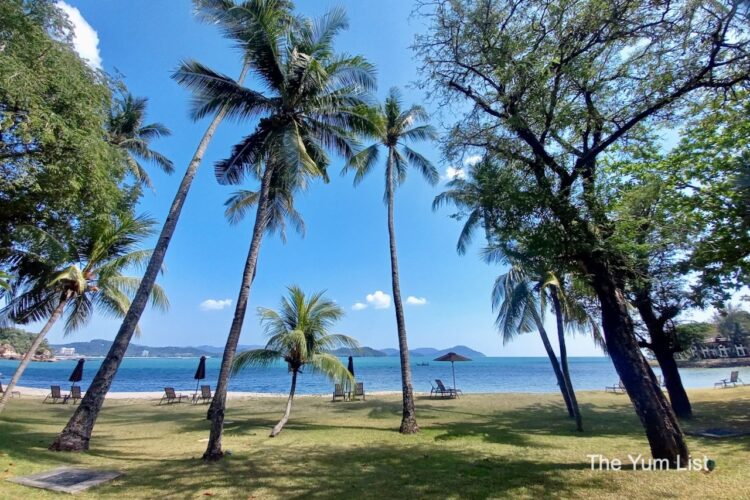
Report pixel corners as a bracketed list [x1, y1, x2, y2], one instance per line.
[0, 356, 737, 395]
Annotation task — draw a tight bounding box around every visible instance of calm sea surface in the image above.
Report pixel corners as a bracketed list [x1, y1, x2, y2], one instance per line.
[0, 356, 738, 395]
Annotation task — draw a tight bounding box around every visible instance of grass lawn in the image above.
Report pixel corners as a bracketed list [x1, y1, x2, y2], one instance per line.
[1, 388, 749, 499]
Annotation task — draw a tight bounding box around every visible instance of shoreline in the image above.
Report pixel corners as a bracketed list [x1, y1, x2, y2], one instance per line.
[648, 358, 750, 369]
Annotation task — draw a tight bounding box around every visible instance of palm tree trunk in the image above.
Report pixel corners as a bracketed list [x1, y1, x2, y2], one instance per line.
[550, 287, 583, 432]
[203, 163, 275, 461]
[386, 151, 419, 435]
[270, 368, 298, 437]
[0, 293, 69, 413]
[531, 312, 574, 419]
[49, 63, 251, 452]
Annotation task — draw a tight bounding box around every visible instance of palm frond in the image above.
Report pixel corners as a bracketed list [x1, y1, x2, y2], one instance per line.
[231, 348, 283, 376]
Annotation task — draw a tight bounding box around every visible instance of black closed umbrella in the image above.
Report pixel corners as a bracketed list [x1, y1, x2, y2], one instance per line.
[194, 356, 207, 395]
[434, 352, 471, 393]
[68, 358, 85, 386]
[347, 356, 355, 377]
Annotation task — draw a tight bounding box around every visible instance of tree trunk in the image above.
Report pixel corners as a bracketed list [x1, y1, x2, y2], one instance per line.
[203, 163, 275, 461]
[584, 257, 688, 464]
[49, 63, 251, 452]
[270, 369, 297, 437]
[0, 293, 69, 413]
[386, 151, 419, 434]
[633, 294, 692, 419]
[531, 312, 574, 420]
[550, 287, 583, 432]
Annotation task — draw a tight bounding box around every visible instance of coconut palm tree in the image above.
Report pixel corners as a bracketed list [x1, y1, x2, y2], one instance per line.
[173, 3, 375, 460]
[107, 92, 174, 189]
[232, 286, 356, 437]
[0, 216, 168, 413]
[344, 88, 437, 434]
[49, 0, 267, 452]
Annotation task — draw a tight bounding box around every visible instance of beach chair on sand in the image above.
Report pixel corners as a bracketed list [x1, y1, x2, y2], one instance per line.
[605, 380, 626, 394]
[65, 386, 83, 404]
[43, 385, 65, 404]
[436, 379, 459, 398]
[193, 385, 212, 404]
[332, 384, 346, 402]
[352, 382, 366, 401]
[159, 387, 186, 405]
[714, 371, 745, 388]
[0, 382, 20, 398]
[429, 381, 440, 398]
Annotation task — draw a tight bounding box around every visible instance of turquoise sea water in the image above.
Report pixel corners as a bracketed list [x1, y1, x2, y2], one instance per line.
[0, 357, 739, 395]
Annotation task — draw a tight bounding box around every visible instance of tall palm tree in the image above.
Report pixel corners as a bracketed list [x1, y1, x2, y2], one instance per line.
[232, 286, 357, 437]
[107, 92, 174, 189]
[49, 0, 262, 452]
[0, 216, 168, 413]
[345, 88, 437, 434]
[173, 3, 375, 460]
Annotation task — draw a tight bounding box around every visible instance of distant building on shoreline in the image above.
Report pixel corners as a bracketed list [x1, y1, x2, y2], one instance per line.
[141, 350, 149, 357]
[59, 347, 75, 356]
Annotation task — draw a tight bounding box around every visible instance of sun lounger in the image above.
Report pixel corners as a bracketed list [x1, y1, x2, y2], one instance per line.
[352, 382, 365, 401]
[43, 385, 65, 404]
[64, 386, 83, 404]
[714, 371, 745, 388]
[429, 381, 440, 398]
[332, 383, 346, 402]
[0, 382, 20, 398]
[193, 385, 212, 404]
[436, 379, 460, 398]
[605, 380, 626, 394]
[159, 387, 186, 405]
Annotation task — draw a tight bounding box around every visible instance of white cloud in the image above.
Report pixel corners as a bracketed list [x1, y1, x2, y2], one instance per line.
[366, 290, 391, 309]
[442, 166, 466, 181]
[56, 2, 102, 70]
[351, 302, 368, 311]
[200, 299, 232, 311]
[464, 155, 482, 166]
[406, 296, 428, 306]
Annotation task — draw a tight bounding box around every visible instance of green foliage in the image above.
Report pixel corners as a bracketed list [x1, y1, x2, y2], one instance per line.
[674, 322, 715, 352]
[232, 286, 357, 384]
[0, 0, 135, 248]
[713, 305, 750, 344]
[0, 326, 49, 354]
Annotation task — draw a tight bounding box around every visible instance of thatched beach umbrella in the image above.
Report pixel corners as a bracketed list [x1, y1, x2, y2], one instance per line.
[434, 352, 471, 393]
[194, 356, 207, 395]
[68, 358, 85, 388]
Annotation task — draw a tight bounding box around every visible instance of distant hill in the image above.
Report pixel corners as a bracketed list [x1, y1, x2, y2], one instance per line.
[327, 346, 388, 357]
[51, 339, 215, 358]
[1, 327, 51, 355]
[381, 345, 486, 358]
[197, 344, 263, 355]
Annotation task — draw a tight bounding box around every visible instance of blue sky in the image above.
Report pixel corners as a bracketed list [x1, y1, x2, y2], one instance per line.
[40, 0, 613, 356]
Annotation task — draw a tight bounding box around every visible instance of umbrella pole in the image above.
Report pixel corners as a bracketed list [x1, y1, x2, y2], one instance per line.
[452, 361, 456, 394]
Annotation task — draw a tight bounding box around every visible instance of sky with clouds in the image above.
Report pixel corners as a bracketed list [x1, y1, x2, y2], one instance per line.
[36, 0, 621, 356]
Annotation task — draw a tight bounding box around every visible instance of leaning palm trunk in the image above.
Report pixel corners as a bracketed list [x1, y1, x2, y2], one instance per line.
[271, 368, 298, 437]
[49, 63, 251, 452]
[203, 164, 275, 460]
[0, 293, 69, 413]
[531, 313, 574, 419]
[386, 154, 419, 434]
[550, 288, 583, 432]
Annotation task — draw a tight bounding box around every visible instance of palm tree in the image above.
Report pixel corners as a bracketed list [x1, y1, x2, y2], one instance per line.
[232, 286, 357, 437]
[49, 0, 262, 452]
[0, 216, 168, 413]
[107, 92, 174, 189]
[173, 3, 375, 460]
[344, 88, 437, 434]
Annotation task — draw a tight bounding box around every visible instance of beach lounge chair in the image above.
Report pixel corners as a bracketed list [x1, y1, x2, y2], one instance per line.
[0, 382, 20, 398]
[43, 385, 65, 404]
[714, 371, 745, 388]
[605, 380, 626, 394]
[352, 382, 366, 401]
[193, 385, 212, 404]
[159, 387, 186, 405]
[64, 386, 83, 404]
[332, 383, 346, 402]
[436, 379, 460, 398]
[429, 381, 440, 398]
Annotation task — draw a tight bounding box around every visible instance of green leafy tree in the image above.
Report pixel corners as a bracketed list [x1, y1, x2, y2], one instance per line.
[0, 215, 168, 413]
[416, 0, 750, 463]
[173, 1, 375, 460]
[232, 286, 357, 437]
[107, 92, 174, 189]
[50, 0, 260, 452]
[674, 322, 714, 354]
[714, 305, 750, 345]
[345, 88, 437, 434]
[0, 326, 50, 354]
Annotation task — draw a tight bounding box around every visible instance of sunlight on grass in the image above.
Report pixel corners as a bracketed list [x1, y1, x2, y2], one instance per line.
[1, 388, 748, 498]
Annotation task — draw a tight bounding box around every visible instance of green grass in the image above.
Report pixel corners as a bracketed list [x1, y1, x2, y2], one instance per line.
[1, 388, 749, 498]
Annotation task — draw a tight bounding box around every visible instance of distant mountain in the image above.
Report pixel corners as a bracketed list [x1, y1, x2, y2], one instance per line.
[52, 339, 215, 358]
[328, 346, 388, 357]
[196, 344, 263, 355]
[380, 345, 486, 358]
